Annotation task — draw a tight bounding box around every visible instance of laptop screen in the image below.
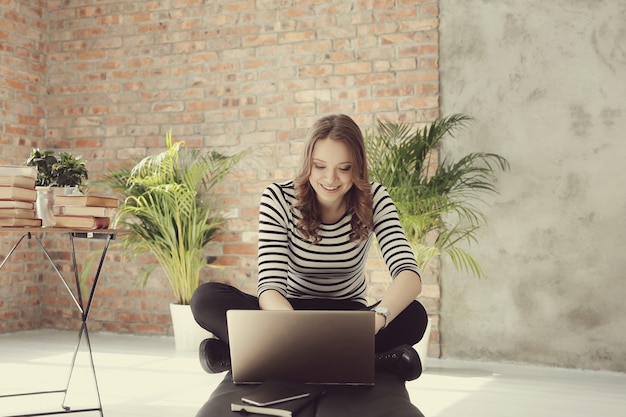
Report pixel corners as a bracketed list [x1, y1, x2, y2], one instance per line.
[227, 310, 375, 385]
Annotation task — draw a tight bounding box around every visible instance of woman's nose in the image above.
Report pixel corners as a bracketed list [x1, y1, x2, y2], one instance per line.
[324, 169, 337, 182]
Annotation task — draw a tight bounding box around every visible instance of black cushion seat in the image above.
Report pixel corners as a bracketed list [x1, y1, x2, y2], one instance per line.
[196, 371, 424, 417]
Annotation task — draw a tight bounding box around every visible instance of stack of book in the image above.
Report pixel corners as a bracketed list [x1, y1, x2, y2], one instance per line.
[53, 194, 119, 230]
[0, 165, 41, 227]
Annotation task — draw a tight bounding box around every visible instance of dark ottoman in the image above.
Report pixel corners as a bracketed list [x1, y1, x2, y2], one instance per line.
[196, 371, 424, 417]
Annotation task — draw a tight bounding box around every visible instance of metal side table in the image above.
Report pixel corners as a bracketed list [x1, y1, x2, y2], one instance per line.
[0, 228, 118, 417]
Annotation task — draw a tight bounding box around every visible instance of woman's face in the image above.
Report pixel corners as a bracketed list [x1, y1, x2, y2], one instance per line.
[308, 138, 354, 208]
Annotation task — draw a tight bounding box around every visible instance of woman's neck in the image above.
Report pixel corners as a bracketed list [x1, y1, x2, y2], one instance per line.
[319, 200, 346, 224]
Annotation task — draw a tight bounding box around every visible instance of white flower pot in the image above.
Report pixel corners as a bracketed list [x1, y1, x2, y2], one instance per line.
[169, 303, 213, 351]
[414, 318, 432, 370]
[35, 187, 55, 227]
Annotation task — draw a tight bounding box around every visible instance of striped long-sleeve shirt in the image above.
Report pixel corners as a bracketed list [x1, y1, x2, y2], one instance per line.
[257, 180, 421, 305]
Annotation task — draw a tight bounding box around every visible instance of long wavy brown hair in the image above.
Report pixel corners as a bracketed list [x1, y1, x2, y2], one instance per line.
[293, 114, 374, 243]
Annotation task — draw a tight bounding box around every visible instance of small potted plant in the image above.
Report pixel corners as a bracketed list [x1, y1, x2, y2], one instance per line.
[26, 149, 89, 226]
[26, 149, 88, 188]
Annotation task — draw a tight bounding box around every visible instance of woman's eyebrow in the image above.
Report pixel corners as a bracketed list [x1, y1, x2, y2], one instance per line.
[312, 158, 351, 165]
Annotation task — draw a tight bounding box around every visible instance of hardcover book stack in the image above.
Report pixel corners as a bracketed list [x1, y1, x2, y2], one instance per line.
[52, 194, 119, 230]
[0, 165, 41, 227]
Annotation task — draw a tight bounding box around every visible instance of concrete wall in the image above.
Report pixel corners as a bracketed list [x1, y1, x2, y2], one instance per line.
[439, 0, 626, 371]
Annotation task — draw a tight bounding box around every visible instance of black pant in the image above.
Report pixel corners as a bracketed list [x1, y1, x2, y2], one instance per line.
[190, 282, 428, 353]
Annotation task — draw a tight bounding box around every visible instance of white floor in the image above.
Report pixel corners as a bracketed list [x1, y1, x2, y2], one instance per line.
[0, 330, 624, 417]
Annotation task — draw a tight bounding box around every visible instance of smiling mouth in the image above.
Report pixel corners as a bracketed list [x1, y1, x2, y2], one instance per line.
[321, 184, 340, 191]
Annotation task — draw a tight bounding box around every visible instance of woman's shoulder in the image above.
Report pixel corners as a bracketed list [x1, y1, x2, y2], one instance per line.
[369, 181, 390, 199]
[262, 180, 296, 203]
[264, 179, 295, 193]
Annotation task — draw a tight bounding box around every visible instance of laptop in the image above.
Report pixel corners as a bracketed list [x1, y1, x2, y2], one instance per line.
[226, 309, 375, 385]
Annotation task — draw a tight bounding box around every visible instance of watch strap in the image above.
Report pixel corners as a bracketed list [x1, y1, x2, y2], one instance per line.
[372, 306, 390, 329]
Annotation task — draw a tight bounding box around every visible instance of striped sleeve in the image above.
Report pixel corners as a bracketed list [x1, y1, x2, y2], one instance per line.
[371, 183, 422, 281]
[256, 182, 292, 297]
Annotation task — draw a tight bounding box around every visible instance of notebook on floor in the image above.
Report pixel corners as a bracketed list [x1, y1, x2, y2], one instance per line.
[226, 309, 375, 385]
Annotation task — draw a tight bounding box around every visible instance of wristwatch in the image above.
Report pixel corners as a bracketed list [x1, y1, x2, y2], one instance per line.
[372, 306, 390, 329]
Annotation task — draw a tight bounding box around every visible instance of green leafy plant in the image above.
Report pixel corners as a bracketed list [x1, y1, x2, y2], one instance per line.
[26, 149, 88, 187]
[366, 114, 510, 278]
[105, 131, 250, 304]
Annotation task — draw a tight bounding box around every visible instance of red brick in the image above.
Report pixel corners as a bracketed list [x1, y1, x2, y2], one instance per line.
[77, 50, 105, 60]
[4, 78, 26, 90]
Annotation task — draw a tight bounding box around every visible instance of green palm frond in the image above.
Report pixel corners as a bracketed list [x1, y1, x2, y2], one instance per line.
[366, 114, 509, 278]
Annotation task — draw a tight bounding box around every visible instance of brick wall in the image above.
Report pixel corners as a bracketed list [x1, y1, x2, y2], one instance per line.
[1, 0, 441, 357]
[0, 0, 47, 332]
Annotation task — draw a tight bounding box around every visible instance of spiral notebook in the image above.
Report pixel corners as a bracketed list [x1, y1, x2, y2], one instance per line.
[227, 310, 375, 385]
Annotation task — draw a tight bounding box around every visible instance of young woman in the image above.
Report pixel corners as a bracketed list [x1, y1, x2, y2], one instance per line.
[191, 114, 428, 381]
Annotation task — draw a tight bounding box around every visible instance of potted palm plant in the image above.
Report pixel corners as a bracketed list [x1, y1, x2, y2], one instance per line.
[366, 113, 509, 360]
[106, 131, 249, 349]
